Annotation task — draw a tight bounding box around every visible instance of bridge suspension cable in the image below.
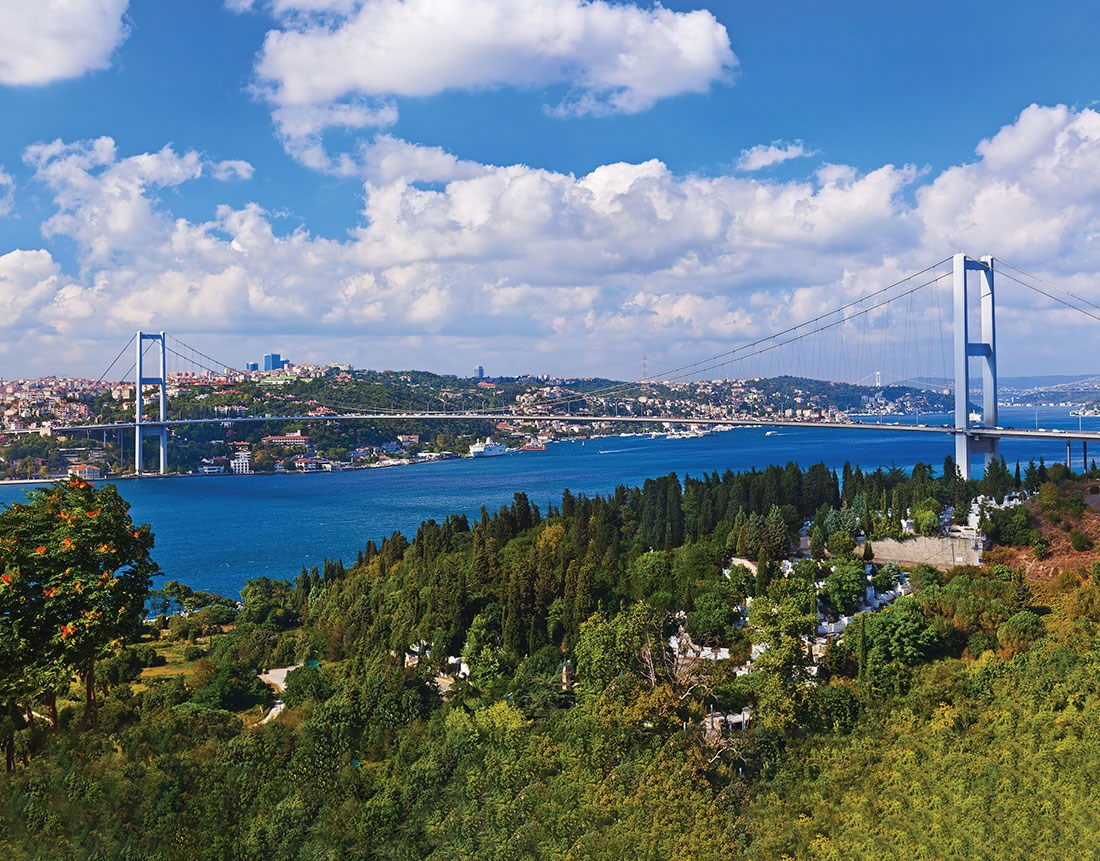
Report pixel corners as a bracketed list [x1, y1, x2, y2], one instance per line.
[498, 258, 955, 415]
[993, 258, 1100, 325]
[93, 334, 136, 386]
[167, 335, 245, 377]
[117, 337, 156, 386]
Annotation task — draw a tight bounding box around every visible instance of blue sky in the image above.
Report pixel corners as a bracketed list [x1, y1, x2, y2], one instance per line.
[1, 0, 1100, 380]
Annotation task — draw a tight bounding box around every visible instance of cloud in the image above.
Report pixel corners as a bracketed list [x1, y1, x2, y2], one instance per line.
[24, 138, 253, 268]
[211, 159, 256, 181]
[0, 166, 13, 216]
[10, 104, 1100, 378]
[359, 135, 490, 185]
[13, 131, 915, 375]
[0, 249, 83, 334]
[253, 0, 736, 170]
[0, 0, 130, 86]
[917, 103, 1100, 268]
[270, 101, 400, 174]
[736, 140, 816, 172]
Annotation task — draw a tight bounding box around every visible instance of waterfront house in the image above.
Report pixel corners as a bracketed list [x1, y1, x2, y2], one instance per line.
[68, 463, 101, 481]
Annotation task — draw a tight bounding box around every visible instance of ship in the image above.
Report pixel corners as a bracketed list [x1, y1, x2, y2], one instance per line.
[469, 437, 508, 457]
[520, 441, 547, 451]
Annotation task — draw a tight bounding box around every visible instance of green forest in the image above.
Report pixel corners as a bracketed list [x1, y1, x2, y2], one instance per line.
[2, 460, 1100, 859]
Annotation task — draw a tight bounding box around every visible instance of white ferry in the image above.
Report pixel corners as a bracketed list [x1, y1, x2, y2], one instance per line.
[469, 437, 508, 458]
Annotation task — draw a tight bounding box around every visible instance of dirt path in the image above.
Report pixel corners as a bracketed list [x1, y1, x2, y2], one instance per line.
[259, 664, 301, 693]
[255, 664, 301, 725]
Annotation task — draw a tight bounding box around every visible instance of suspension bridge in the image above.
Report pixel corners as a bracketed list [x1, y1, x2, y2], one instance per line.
[61, 253, 1100, 480]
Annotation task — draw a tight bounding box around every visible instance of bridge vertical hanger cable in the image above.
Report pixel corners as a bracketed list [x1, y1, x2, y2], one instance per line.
[501, 258, 955, 413]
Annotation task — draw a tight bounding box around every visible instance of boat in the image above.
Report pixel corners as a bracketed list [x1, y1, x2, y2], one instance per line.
[520, 441, 547, 451]
[765, 430, 779, 437]
[469, 437, 508, 457]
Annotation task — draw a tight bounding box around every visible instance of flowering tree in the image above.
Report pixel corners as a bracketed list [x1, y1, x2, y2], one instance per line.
[0, 477, 155, 751]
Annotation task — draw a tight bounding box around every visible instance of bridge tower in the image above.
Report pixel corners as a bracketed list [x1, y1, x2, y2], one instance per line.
[953, 254, 998, 480]
[134, 331, 168, 475]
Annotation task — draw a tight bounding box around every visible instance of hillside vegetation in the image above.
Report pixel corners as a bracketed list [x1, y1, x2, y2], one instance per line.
[2, 462, 1100, 858]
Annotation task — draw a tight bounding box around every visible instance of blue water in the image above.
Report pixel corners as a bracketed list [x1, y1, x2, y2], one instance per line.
[2, 407, 1095, 597]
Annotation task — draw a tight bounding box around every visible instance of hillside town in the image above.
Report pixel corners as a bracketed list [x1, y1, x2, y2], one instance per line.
[0, 363, 960, 481]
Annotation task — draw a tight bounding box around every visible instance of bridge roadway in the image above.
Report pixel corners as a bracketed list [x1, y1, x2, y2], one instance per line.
[57, 412, 1100, 444]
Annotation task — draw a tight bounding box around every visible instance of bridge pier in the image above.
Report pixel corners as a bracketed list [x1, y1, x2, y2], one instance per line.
[134, 331, 168, 475]
[953, 253, 998, 481]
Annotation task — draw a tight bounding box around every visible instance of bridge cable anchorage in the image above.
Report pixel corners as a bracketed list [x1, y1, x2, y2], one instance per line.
[94, 334, 136, 386]
[505, 258, 954, 414]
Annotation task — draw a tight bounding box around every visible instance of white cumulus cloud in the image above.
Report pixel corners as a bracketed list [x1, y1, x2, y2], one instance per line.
[25, 138, 254, 267]
[736, 140, 816, 171]
[9, 104, 1100, 378]
[253, 0, 736, 170]
[0, 166, 13, 216]
[0, 0, 130, 86]
[917, 103, 1100, 268]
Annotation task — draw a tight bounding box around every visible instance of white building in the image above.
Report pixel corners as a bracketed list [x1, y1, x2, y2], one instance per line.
[230, 450, 252, 475]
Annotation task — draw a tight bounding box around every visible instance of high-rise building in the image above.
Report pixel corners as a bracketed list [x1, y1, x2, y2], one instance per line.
[475, 365, 484, 379]
[263, 353, 282, 372]
[246, 362, 259, 372]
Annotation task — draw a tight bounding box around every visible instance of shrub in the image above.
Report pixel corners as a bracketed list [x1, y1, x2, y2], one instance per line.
[1070, 530, 1093, 552]
[997, 610, 1045, 656]
[283, 665, 335, 708]
[968, 631, 999, 656]
[183, 645, 207, 662]
[1031, 537, 1050, 559]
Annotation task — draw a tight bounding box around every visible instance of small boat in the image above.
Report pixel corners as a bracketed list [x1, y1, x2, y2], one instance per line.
[520, 442, 547, 451]
[765, 430, 779, 437]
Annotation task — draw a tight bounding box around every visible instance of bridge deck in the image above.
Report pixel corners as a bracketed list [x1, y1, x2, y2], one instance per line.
[57, 413, 1100, 443]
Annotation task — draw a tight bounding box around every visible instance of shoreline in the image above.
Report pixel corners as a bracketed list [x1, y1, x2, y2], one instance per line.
[0, 445, 546, 488]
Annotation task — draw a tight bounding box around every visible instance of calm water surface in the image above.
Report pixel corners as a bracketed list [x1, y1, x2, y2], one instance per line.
[2, 407, 1095, 597]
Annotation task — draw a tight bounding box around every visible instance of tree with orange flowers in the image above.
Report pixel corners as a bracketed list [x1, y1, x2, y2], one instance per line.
[0, 477, 155, 761]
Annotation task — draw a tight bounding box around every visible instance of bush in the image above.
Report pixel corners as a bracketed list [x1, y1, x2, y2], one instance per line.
[997, 610, 1045, 656]
[1031, 537, 1050, 559]
[872, 562, 901, 593]
[1070, 530, 1093, 552]
[183, 645, 207, 662]
[283, 665, 335, 708]
[968, 631, 999, 656]
[190, 662, 272, 711]
[807, 683, 860, 733]
[132, 645, 167, 668]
